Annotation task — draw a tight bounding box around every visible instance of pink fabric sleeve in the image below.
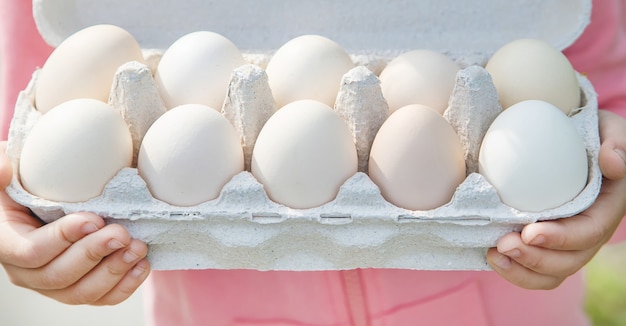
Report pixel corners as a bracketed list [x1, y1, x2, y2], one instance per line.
[0, 0, 53, 140]
[564, 1, 626, 243]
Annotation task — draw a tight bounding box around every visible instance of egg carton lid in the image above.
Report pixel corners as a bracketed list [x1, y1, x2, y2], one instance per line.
[33, 0, 590, 56]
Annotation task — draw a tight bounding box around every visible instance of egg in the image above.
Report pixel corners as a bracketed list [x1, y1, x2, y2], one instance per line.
[265, 35, 354, 108]
[35, 25, 145, 114]
[137, 104, 244, 206]
[368, 104, 466, 210]
[19, 99, 133, 202]
[251, 100, 357, 209]
[155, 31, 247, 110]
[478, 100, 588, 212]
[485, 38, 580, 115]
[378, 50, 459, 114]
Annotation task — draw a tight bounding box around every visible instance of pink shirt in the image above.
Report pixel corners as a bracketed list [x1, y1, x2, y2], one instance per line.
[1, 1, 624, 325]
[148, 4, 626, 323]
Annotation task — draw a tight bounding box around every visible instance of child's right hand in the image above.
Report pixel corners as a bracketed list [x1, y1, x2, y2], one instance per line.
[0, 142, 150, 305]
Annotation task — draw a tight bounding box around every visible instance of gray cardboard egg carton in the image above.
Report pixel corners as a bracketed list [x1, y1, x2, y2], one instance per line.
[6, 51, 601, 270]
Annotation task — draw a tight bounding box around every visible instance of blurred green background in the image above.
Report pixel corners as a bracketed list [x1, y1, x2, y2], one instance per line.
[585, 242, 626, 326]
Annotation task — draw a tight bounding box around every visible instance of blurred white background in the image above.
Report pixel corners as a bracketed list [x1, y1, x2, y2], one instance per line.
[0, 271, 145, 326]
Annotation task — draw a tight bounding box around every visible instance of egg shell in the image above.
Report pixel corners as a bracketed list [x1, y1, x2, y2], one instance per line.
[265, 35, 355, 108]
[369, 104, 466, 210]
[478, 100, 589, 212]
[485, 38, 581, 115]
[379, 50, 460, 114]
[7, 0, 601, 271]
[251, 100, 358, 209]
[35, 24, 145, 114]
[18, 98, 132, 202]
[138, 104, 244, 206]
[155, 31, 247, 110]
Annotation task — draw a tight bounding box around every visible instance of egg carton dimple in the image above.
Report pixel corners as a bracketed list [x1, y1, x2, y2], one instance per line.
[5, 53, 601, 271]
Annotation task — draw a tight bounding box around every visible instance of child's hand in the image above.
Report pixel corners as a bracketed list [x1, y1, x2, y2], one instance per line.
[487, 110, 626, 289]
[0, 142, 150, 304]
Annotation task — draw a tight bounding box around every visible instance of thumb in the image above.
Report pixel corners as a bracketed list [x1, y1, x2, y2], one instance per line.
[598, 110, 626, 180]
[0, 141, 13, 189]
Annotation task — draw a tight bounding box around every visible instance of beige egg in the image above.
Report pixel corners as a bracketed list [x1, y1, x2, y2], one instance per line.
[251, 100, 357, 209]
[478, 100, 588, 212]
[369, 104, 466, 210]
[155, 31, 247, 110]
[137, 104, 244, 206]
[485, 38, 580, 115]
[35, 25, 145, 114]
[19, 99, 133, 202]
[379, 50, 459, 114]
[265, 35, 354, 108]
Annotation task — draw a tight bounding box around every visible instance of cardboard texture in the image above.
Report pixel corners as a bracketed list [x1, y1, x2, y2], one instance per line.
[4, 0, 599, 270]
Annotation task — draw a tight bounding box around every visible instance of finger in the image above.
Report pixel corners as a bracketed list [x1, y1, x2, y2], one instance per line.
[0, 178, 33, 219]
[520, 178, 626, 251]
[494, 232, 595, 277]
[0, 212, 105, 268]
[0, 141, 13, 189]
[486, 248, 563, 290]
[598, 110, 626, 180]
[0, 141, 29, 217]
[93, 258, 151, 306]
[6, 223, 131, 290]
[39, 239, 149, 305]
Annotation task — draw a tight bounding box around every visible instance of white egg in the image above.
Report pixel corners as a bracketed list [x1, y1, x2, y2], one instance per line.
[485, 38, 580, 115]
[155, 31, 247, 110]
[35, 25, 145, 114]
[138, 104, 244, 206]
[19, 99, 133, 202]
[265, 35, 354, 108]
[368, 104, 466, 210]
[478, 100, 588, 212]
[251, 100, 358, 209]
[379, 50, 459, 114]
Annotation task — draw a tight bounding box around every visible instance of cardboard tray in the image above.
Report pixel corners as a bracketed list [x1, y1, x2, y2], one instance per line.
[4, 0, 599, 271]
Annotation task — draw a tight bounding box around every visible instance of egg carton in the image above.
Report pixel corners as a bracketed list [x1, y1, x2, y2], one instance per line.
[6, 53, 601, 270]
[6, 0, 600, 271]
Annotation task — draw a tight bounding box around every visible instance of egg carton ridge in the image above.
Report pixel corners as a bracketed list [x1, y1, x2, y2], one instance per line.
[5, 55, 601, 271]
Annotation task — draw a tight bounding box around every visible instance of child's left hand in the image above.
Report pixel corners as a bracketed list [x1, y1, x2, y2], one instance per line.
[487, 109, 626, 289]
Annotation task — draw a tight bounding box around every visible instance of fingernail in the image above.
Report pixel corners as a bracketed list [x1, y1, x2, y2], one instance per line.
[81, 222, 99, 235]
[497, 241, 519, 256]
[529, 234, 545, 246]
[130, 261, 148, 278]
[108, 239, 125, 250]
[123, 250, 140, 264]
[615, 148, 626, 165]
[502, 249, 521, 258]
[492, 254, 512, 269]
